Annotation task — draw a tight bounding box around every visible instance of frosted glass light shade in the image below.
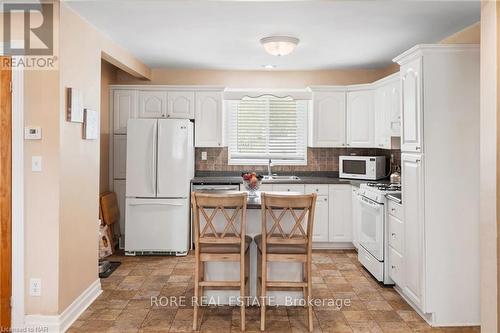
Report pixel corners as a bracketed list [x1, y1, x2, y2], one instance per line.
[260, 36, 299, 56]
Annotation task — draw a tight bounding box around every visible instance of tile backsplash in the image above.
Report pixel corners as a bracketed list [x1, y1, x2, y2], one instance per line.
[195, 147, 401, 174]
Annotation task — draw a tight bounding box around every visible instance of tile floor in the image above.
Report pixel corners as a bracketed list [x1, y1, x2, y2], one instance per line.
[69, 250, 480, 333]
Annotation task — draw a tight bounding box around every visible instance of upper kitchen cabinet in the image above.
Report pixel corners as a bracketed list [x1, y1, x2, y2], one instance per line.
[309, 89, 346, 147]
[167, 91, 195, 119]
[113, 89, 138, 134]
[346, 89, 374, 147]
[138, 90, 167, 118]
[195, 90, 224, 147]
[374, 74, 401, 149]
[399, 57, 423, 153]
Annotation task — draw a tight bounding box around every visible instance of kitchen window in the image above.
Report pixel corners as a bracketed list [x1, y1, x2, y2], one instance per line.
[226, 94, 308, 165]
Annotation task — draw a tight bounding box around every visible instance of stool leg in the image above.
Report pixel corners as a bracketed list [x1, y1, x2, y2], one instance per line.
[302, 262, 307, 308]
[245, 250, 250, 296]
[307, 259, 313, 332]
[260, 254, 266, 331]
[240, 250, 246, 331]
[193, 258, 200, 331]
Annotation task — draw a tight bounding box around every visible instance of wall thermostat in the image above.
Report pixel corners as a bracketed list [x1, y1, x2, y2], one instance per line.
[24, 127, 42, 140]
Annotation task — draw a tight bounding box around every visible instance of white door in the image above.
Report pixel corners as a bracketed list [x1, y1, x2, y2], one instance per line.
[401, 58, 423, 153]
[113, 135, 127, 179]
[351, 186, 361, 249]
[357, 194, 384, 261]
[311, 91, 346, 147]
[195, 91, 222, 147]
[125, 198, 189, 253]
[401, 153, 424, 308]
[138, 90, 167, 118]
[388, 80, 402, 137]
[157, 119, 193, 198]
[113, 179, 126, 245]
[113, 90, 137, 134]
[168, 91, 195, 119]
[312, 196, 329, 242]
[126, 119, 157, 197]
[328, 185, 352, 242]
[346, 90, 374, 147]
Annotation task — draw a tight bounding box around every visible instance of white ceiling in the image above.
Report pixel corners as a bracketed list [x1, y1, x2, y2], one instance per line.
[67, 0, 480, 70]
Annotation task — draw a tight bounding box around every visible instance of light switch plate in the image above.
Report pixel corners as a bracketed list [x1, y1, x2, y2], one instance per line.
[201, 151, 207, 161]
[24, 126, 42, 140]
[31, 156, 42, 172]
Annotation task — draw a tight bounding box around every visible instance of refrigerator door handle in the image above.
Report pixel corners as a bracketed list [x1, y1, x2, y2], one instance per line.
[151, 123, 157, 195]
[128, 202, 184, 206]
[157, 123, 162, 195]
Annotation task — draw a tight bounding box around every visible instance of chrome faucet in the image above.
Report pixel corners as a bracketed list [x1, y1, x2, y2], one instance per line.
[267, 159, 273, 177]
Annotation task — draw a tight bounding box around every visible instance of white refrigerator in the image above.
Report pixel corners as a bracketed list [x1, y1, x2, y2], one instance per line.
[125, 118, 194, 255]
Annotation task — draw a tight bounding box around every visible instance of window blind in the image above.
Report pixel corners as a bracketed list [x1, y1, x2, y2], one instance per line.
[227, 95, 308, 165]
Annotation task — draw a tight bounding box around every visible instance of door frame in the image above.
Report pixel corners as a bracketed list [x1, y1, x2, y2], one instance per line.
[0, 43, 25, 329]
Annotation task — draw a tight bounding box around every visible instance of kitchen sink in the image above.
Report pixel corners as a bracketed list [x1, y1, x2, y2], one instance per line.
[263, 175, 301, 181]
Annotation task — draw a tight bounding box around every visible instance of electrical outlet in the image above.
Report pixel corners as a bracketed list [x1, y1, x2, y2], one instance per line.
[29, 278, 42, 296]
[201, 151, 207, 161]
[31, 156, 42, 172]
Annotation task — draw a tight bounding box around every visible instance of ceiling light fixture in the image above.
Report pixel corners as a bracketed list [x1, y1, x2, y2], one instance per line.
[260, 36, 299, 56]
[262, 64, 276, 69]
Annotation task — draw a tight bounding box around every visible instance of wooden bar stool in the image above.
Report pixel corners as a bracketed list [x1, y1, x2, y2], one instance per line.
[255, 193, 317, 332]
[191, 192, 250, 331]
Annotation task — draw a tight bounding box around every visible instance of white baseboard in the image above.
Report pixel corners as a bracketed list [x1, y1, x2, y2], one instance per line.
[25, 279, 102, 333]
[312, 242, 355, 250]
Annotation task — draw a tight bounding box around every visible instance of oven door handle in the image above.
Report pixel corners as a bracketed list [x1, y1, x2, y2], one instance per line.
[358, 195, 383, 209]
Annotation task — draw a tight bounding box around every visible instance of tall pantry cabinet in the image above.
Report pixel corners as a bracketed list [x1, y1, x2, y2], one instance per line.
[394, 45, 480, 326]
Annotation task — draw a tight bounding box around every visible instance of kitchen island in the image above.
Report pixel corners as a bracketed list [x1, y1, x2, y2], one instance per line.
[202, 191, 306, 305]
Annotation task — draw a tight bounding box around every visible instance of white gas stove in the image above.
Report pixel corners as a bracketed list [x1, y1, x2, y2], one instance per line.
[356, 182, 401, 284]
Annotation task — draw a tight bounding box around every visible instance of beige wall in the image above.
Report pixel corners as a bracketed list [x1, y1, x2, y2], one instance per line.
[116, 67, 397, 87]
[480, 2, 498, 332]
[440, 21, 480, 44]
[100, 61, 118, 194]
[57, 2, 150, 312]
[1, 1, 150, 315]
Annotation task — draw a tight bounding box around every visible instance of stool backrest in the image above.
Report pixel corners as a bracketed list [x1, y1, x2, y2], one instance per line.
[191, 192, 248, 246]
[260, 193, 317, 247]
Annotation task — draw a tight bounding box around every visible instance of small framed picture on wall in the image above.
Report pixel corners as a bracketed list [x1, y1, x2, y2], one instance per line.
[83, 109, 98, 140]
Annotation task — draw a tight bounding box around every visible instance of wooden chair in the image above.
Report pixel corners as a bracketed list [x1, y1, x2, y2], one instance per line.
[99, 191, 120, 251]
[191, 192, 250, 331]
[256, 193, 317, 332]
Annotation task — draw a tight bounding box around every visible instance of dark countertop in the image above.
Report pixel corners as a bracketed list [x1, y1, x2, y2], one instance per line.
[191, 174, 375, 187]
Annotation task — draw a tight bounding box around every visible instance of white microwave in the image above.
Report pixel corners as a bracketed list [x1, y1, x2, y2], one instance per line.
[339, 156, 386, 180]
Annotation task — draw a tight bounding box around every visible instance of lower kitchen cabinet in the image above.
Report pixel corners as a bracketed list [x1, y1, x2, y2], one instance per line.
[401, 153, 424, 309]
[312, 195, 329, 242]
[328, 184, 352, 242]
[262, 183, 354, 246]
